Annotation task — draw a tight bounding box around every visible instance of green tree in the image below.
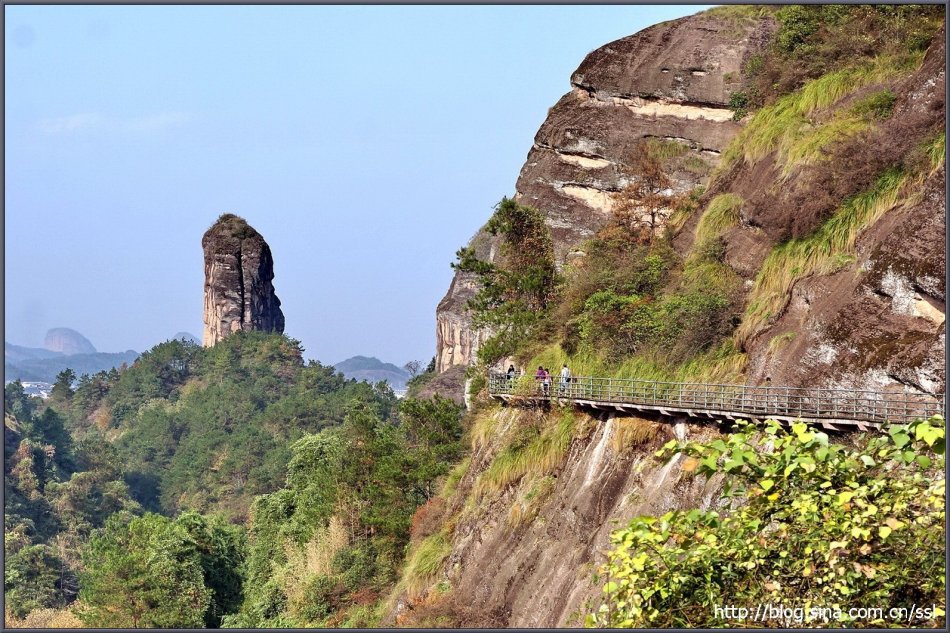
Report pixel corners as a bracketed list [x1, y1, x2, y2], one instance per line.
[78, 513, 211, 628]
[50, 368, 76, 404]
[453, 197, 560, 364]
[176, 511, 246, 627]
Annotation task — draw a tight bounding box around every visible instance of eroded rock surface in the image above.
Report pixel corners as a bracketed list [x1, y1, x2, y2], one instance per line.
[435, 11, 775, 372]
[202, 214, 284, 347]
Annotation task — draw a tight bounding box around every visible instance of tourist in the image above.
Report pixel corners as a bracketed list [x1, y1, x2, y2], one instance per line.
[559, 363, 571, 394]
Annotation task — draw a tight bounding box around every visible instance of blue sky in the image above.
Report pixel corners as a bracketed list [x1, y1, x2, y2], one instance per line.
[5, 5, 710, 365]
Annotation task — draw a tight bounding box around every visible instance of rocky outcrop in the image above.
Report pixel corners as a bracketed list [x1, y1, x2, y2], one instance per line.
[43, 328, 96, 355]
[202, 214, 284, 347]
[435, 11, 776, 372]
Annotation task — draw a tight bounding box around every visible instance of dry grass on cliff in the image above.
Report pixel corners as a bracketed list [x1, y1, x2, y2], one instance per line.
[402, 530, 453, 600]
[736, 167, 910, 346]
[475, 410, 577, 497]
[609, 417, 660, 455]
[719, 53, 924, 175]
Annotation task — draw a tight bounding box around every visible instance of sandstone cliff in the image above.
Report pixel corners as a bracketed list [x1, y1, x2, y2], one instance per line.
[388, 407, 724, 627]
[202, 214, 285, 347]
[435, 11, 776, 372]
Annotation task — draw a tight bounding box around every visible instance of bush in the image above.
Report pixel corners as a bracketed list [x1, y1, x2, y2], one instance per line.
[588, 415, 946, 627]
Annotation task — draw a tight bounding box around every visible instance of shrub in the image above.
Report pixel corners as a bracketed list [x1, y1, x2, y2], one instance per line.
[588, 415, 946, 628]
[410, 497, 447, 541]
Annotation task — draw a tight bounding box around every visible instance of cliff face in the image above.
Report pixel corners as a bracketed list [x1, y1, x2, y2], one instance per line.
[696, 26, 946, 397]
[435, 11, 776, 372]
[389, 407, 725, 627]
[202, 214, 285, 347]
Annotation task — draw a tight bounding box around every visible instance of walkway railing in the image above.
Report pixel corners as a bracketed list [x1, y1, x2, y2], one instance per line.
[488, 373, 944, 426]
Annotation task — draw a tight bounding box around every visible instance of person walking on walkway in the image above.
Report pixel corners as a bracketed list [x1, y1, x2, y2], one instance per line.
[535, 366, 546, 395]
[559, 363, 572, 395]
[542, 367, 551, 396]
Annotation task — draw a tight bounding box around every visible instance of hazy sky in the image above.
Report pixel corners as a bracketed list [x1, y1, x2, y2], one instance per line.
[6, 4, 710, 365]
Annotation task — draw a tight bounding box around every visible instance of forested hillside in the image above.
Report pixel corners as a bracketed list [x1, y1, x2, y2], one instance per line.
[4, 333, 463, 627]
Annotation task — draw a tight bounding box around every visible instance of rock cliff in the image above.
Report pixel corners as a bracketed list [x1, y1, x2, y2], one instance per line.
[389, 408, 724, 627]
[202, 214, 285, 347]
[435, 11, 776, 372]
[43, 327, 96, 355]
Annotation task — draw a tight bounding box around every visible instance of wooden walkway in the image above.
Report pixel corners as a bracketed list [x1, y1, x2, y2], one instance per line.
[488, 373, 944, 430]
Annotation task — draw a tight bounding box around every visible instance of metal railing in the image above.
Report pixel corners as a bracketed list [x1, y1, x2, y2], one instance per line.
[488, 373, 944, 426]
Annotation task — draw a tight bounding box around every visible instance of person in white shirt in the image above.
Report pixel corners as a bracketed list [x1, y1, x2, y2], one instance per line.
[559, 364, 572, 394]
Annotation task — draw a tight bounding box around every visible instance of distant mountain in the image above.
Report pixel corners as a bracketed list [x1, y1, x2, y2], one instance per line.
[44, 327, 96, 355]
[172, 332, 200, 344]
[334, 356, 410, 391]
[5, 361, 45, 383]
[5, 342, 64, 364]
[5, 344, 139, 383]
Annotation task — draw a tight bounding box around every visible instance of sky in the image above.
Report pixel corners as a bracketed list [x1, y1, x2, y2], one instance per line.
[5, 4, 711, 366]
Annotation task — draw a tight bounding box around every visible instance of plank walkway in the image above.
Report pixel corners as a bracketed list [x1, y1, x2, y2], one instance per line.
[488, 373, 945, 430]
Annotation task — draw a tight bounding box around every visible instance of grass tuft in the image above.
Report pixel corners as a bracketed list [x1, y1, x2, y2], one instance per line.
[926, 132, 945, 173]
[403, 531, 453, 600]
[475, 410, 576, 497]
[692, 194, 743, 251]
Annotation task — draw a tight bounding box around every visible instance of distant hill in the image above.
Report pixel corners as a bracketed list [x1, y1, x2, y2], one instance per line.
[172, 332, 200, 344]
[333, 356, 410, 391]
[44, 327, 97, 355]
[5, 342, 65, 364]
[5, 339, 139, 383]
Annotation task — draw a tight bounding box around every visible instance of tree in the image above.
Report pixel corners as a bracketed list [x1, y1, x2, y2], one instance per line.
[50, 369, 76, 404]
[403, 360, 423, 379]
[78, 513, 211, 628]
[612, 140, 681, 240]
[453, 197, 560, 364]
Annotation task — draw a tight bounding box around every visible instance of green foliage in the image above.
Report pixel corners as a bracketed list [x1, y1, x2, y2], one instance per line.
[78, 513, 213, 628]
[234, 396, 464, 626]
[4, 544, 66, 618]
[728, 90, 750, 121]
[453, 197, 560, 364]
[50, 368, 76, 404]
[589, 415, 946, 628]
